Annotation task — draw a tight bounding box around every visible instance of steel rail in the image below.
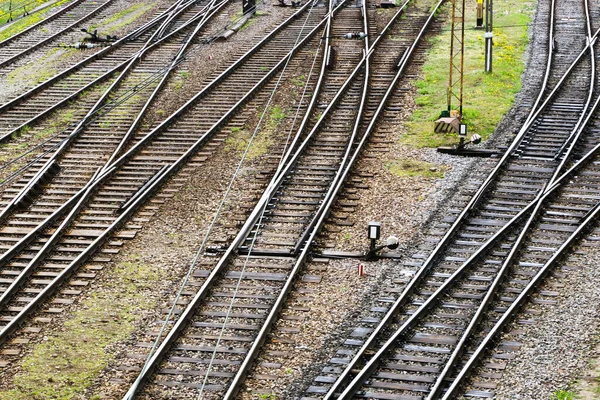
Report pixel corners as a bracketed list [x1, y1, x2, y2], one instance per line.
[122, 0, 440, 397]
[118, 1, 344, 399]
[0, 0, 211, 230]
[0, 0, 227, 311]
[0, 158, 56, 222]
[238, 0, 414, 250]
[0, 0, 85, 46]
[0, 0, 201, 143]
[0, 0, 311, 268]
[339, 77, 599, 400]
[434, 9, 600, 398]
[123, 5, 332, 398]
[336, 23, 599, 400]
[221, 2, 371, 398]
[327, 9, 600, 399]
[427, 3, 597, 398]
[0, 0, 115, 69]
[102, 0, 228, 170]
[551, 0, 597, 179]
[290, 1, 371, 255]
[128, 4, 330, 397]
[322, 1, 446, 397]
[119, 3, 359, 398]
[0, 0, 332, 348]
[442, 142, 600, 398]
[266, 0, 334, 182]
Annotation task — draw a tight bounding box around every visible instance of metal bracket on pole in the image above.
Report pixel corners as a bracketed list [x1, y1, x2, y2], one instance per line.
[484, 0, 493, 72]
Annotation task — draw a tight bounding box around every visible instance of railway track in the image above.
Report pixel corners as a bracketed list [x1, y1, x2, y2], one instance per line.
[0, 0, 114, 69]
[302, 0, 600, 398]
[109, 0, 449, 398]
[0, 0, 594, 398]
[0, 0, 204, 143]
[0, 0, 327, 370]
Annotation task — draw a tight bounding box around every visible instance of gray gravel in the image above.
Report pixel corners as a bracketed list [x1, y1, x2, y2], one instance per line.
[467, 0, 600, 397]
[493, 245, 600, 399]
[0, 0, 171, 103]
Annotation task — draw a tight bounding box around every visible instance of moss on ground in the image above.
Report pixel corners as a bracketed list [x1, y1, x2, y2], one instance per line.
[88, 2, 156, 36]
[551, 390, 577, 400]
[225, 105, 287, 161]
[0, 82, 109, 162]
[0, 255, 165, 400]
[0, 0, 69, 42]
[386, 157, 445, 179]
[229, 10, 267, 32]
[402, 0, 536, 148]
[6, 46, 67, 85]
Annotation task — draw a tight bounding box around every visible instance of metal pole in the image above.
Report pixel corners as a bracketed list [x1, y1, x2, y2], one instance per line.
[484, 0, 493, 72]
[447, 0, 456, 112]
[459, 0, 465, 115]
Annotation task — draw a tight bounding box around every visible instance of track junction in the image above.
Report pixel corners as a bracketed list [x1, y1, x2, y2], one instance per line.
[0, 0, 598, 399]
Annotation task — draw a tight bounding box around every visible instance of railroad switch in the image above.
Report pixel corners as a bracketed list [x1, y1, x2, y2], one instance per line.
[366, 221, 399, 261]
[378, 0, 396, 8]
[435, 115, 496, 157]
[80, 28, 119, 43]
[276, 0, 301, 7]
[66, 28, 119, 49]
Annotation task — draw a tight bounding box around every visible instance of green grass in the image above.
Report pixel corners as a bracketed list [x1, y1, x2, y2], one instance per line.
[386, 157, 445, 179]
[0, 0, 70, 42]
[291, 74, 306, 88]
[6, 46, 65, 85]
[551, 390, 577, 400]
[0, 0, 48, 13]
[170, 70, 190, 90]
[257, 394, 277, 400]
[225, 105, 287, 160]
[233, 10, 266, 32]
[88, 2, 156, 35]
[0, 255, 165, 400]
[402, 0, 536, 148]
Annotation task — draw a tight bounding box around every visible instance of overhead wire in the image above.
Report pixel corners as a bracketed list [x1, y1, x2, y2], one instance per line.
[195, 2, 321, 396]
[0, 0, 267, 188]
[118, 1, 324, 398]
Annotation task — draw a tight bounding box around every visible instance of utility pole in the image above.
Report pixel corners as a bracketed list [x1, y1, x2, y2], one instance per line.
[447, 0, 465, 117]
[434, 0, 465, 134]
[437, 0, 495, 157]
[484, 0, 493, 72]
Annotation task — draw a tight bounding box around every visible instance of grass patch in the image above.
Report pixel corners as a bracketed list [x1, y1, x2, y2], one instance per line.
[551, 390, 577, 400]
[386, 157, 445, 179]
[88, 2, 155, 36]
[5, 46, 71, 85]
[0, 255, 164, 400]
[0, 0, 48, 13]
[230, 10, 266, 32]
[0, 0, 69, 42]
[170, 70, 190, 91]
[225, 106, 287, 160]
[291, 74, 306, 88]
[402, 0, 536, 148]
